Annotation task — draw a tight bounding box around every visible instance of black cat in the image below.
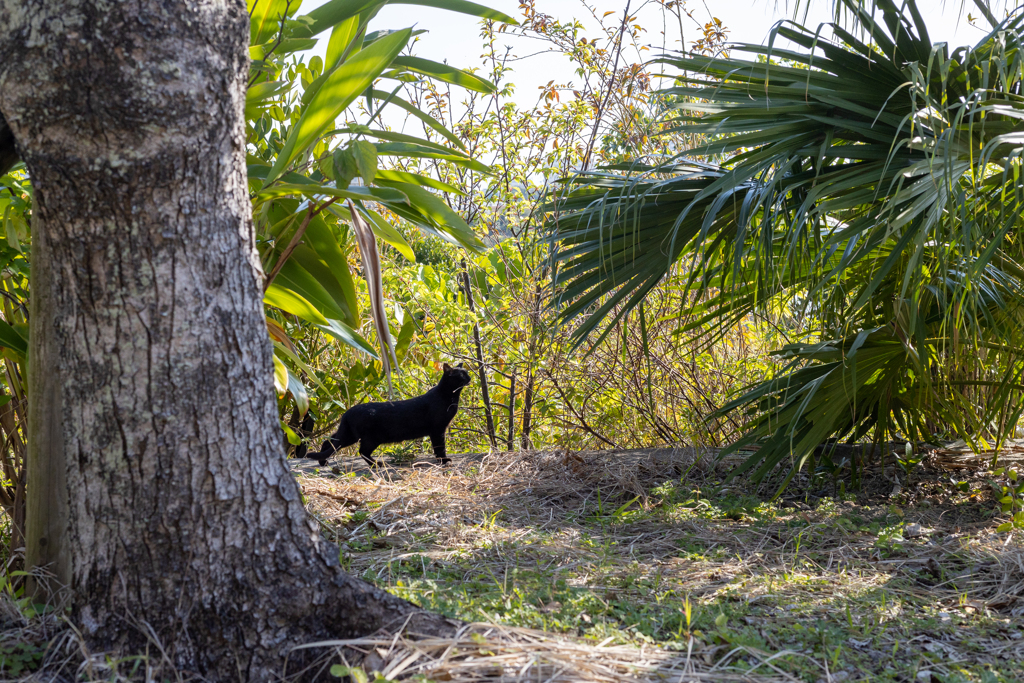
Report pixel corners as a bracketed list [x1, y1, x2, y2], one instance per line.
[310, 363, 471, 467]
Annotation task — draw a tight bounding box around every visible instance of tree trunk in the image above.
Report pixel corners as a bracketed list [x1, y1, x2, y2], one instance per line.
[25, 208, 71, 595]
[0, 1, 453, 678]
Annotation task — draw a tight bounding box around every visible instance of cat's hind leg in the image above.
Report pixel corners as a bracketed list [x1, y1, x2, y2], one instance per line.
[430, 432, 450, 466]
[312, 415, 358, 466]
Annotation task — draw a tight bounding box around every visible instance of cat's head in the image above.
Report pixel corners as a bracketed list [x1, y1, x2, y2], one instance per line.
[441, 362, 471, 393]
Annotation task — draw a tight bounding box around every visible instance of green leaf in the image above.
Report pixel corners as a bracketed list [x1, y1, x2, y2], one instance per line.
[362, 207, 415, 261]
[248, 0, 290, 45]
[256, 182, 408, 205]
[374, 142, 490, 173]
[390, 56, 495, 93]
[997, 522, 1014, 533]
[283, 423, 301, 446]
[264, 283, 329, 325]
[326, 15, 362, 70]
[394, 312, 417, 361]
[317, 318, 379, 358]
[374, 180, 484, 251]
[394, 0, 518, 25]
[333, 147, 359, 188]
[0, 319, 27, 354]
[375, 169, 463, 195]
[272, 354, 288, 394]
[286, 364, 310, 415]
[369, 89, 465, 150]
[262, 28, 412, 188]
[274, 258, 348, 321]
[297, 0, 380, 38]
[246, 80, 289, 110]
[351, 140, 377, 184]
[290, 244, 358, 325]
[303, 217, 361, 323]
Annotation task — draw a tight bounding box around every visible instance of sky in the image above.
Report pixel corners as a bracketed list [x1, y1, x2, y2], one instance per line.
[298, 0, 995, 109]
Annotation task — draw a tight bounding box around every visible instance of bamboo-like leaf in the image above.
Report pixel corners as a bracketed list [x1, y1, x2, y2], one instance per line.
[264, 282, 329, 325]
[316, 318, 379, 358]
[262, 28, 411, 188]
[390, 56, 496, 93]
[369, 89, 466, 150]
[0, 319, 27, 355]
[374, 180, 484, 251]
[296, 0, 380, 39]
[248, 0, 291, 45]
[272, 354, 289, 394]
[393, 0, 518, 25]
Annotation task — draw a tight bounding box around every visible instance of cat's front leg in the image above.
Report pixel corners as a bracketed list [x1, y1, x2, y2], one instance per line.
[430, 432, 450, 466]
[359, 440, 382, 468]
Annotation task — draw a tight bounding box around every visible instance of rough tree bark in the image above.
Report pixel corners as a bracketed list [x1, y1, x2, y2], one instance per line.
[0, 1, 454, 678]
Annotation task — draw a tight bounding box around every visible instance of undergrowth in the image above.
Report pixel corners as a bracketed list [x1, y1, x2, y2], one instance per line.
[299, 448, 1024, 683]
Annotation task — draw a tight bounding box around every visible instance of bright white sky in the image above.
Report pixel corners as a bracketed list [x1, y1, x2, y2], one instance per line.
[300, 0, 994, 109]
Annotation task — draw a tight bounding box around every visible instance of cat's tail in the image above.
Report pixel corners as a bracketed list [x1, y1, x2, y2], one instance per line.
[310, 416, 358, 466]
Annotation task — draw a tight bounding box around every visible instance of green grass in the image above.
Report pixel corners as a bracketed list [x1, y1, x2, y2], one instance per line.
[300, 452, 1024, 682]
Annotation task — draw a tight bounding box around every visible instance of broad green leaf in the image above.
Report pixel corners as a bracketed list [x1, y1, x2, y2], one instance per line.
[296, 0, 380, 38]
[286, 365, 309, 415]
[333, 147, 359, 188]
[375, 169, 464, 195]
[274, 259, 348, 321]
[370, 89, 465, 150]
[256, 182, 407, 205]
[374, 180, 483, 251]
[0, 319, 27, 354]
[262, 28, 411, 188]
[394, 0, 518, 25]
[390, 56, 496, 93]
[272, 354, 288, 393]
[363, 207, 415, 261]
[316, 318, 379, 358]
[290, 244, 358, 325]
[283, 423, 301, 445]
[273, 340, 327, 390]
[394, 313, 417, 361]
[264, 283, 329, 325]
[303, 216, 361, 323]
[248, 0, 291, 45]
[351, 140, 377, 184]
[246, 80, 290, 107]
[374, 142, 491, 173]
[327, 126, 464, 155]
[326, 16, 362, 69]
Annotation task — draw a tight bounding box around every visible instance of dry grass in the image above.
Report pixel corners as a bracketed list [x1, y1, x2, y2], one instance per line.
[293, 447, 1024, 682]
[295, 622, 832, 682]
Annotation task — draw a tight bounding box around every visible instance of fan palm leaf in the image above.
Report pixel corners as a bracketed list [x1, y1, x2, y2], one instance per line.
[547, 0, 1024, 484]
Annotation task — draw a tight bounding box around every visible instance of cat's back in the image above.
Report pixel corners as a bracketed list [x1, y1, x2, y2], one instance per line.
[345, 393, 429, 417]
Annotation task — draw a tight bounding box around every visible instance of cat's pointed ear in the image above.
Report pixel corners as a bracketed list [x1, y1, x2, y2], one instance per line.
[443, 362, 452, 372]
[457, 362, 465, 368]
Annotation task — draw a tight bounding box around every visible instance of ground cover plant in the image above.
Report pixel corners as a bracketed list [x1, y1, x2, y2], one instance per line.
[288, 447, 1024, 682]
